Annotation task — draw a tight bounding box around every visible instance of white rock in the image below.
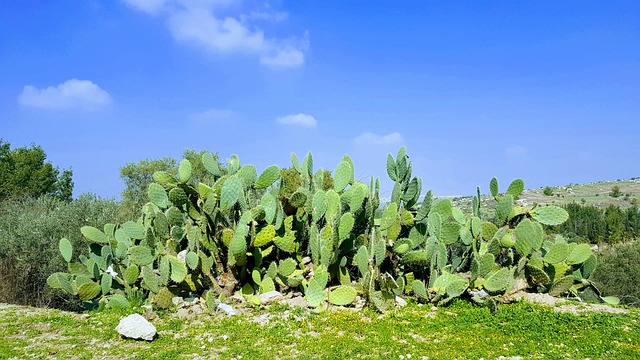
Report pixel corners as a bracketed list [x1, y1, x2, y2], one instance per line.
[115, 314, 156, 341]
[217, 303, 236, 316]
[395, 296, 407, 307]
[258, 291, 283, 303]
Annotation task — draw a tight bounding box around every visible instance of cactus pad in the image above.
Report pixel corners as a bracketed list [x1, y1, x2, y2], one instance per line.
[531, 205, 569, 226]
[220, 176, 243, 211]
[566, 243, 592, 265]
[122, 221, 145, 240]
[484, 268, 512, 293]
[153, 287, 174, 309]
[167, 255, 187, 283]
[544, 242, 569, 264]
[148, 183, 169, 209]
[548, 276, 574, 296]
[77, 281, 101, 300]
[338, 212, 355, 242]
[80, 226, 109, 244]
[506, 179, 524, 198]
[47, 272, 73, 294]
[490, 178, 499, 197]
[328, 285, 357, 306]
[525, 264, 550, 285]
[59, 238, 72, 262]
[254, 225, 276, 247]
[333, 160, 353, 193]
[306, 278, 326, 307]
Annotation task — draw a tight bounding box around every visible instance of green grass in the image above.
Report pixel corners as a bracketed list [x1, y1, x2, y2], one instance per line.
[1, 301, 639, 359]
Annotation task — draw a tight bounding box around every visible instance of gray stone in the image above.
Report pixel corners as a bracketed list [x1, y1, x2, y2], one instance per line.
[285, 296, 308, 308]
[395, 296, 407, 307]
[115, 314, 156, 341]
[258, 291, 283, 303]
[217, 303, 236, 316]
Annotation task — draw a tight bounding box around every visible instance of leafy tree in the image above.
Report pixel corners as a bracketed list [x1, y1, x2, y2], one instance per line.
[120, 149, 222, 212]
[610, 185, 622, 198]
[0, 140, 73, 201]
[543, 186, 554, 196]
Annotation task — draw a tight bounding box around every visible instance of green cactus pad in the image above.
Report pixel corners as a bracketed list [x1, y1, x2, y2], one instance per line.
[582, 255, 597, 279]
[220, 176, 243, 211]
[484, 268, 512, 293]
[47, 272, 74, 294]
[431, 199, 453, 218]
[544, 242, 569, 264]
[506, 179, 524, 198]
[355, 246, 369, 276]
[80, 226, 109, 244]
[260, 276, 276, 293]
[514, 218, 539, 256]
[77, 282, 101, 301]
[148, 183, 169, 209]
[153, 287, 174, 309]
[59, 238, 72, 262]
[441, 222, 461, 245]
[290, 190, 307, 208]
[123, 265, 139, 285]
[412, 280, 428, 299]
[122, 221, 145, 240]
[312, 190, 327, 222]
[548, 276, 575, 296]
[601, 296, 620, 305]
[338, 212, 355, 242]
[328, 285, 357, 306]
[566, 243, 592, 265]
[106, 294, 131, 310]
[386, 153, 397, 181]
[490, 178, 499, 197]
[274, 232, 296, 253]
[260, 193, 277, 223]
[325, 190, 341, 222]
[254, 225, 276, 247]
[393, 238, 413, 255]
[176, 159, 191, 183]
[127, 245, 153, 265]
[349, 183, 367, 212]
[254, 165, 280, 189]
[403, 250, 429, 265]
[202, 152, 222, 177]
[381, 202, 398, 230]
[481, 222, 498, 241]
[168, 188, 188, 207]
[306, 278, 326, 307]
[140, 266, 158, 292]
[290, 152, 301, 172]
[101, 272, 112, 295]
[531, 205, 569, 226]
[186, 251, 199, 270]
[237, 165, 257, 188]
[278, 258, 297, 277]
[167, 255, 187, 283]
[333, 160, 353, 192]
[302, 152, 314, 178]
[525, 264, 550, 285]
[153, 171, 177, 185]
[495, 194, 513, 225]
[478, 253, 495, 277]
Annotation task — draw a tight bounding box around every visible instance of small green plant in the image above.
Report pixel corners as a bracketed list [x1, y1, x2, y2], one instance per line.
[610, 185, 622, 198]
[592, 241, 640, 306]
[543, 186, 554, 196]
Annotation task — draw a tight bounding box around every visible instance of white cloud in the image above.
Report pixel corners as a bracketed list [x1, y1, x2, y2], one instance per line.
[123, 0, 307, 68]
[276, 113, 317, 128]
[18, 79, 112, 111]
[353, 132, 404, 146]
[190, 108, 237, 123]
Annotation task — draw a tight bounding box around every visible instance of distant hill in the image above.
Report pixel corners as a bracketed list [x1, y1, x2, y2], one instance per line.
[451, 178, 640, 213]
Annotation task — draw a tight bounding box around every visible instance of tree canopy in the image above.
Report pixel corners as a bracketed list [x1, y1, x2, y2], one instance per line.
[0, 140, 73, 201]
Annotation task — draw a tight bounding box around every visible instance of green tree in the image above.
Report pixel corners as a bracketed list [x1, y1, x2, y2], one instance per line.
[119, 149, 223, 212]
[0, 140, 73, 201]
[543, 186, 554, 196]
[610, 185, 622, 198]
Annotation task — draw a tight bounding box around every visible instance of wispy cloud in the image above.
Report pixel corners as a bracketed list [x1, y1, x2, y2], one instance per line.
[189, 108, 238, 124]
[17, 79, 111, 111]
[122, 0, 307, 68]
[276, 113, 317, 127]
[353, 132, 404, 146]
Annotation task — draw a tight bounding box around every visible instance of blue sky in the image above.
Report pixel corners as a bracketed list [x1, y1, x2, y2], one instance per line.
[1, 1, 639, 199]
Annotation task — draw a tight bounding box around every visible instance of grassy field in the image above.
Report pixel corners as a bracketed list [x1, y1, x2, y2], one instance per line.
[1, 300, 639, 359]
[452, 178, 640, 214]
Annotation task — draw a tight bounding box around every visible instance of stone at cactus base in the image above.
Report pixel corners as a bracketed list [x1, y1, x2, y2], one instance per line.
[115, 314, 156, 341]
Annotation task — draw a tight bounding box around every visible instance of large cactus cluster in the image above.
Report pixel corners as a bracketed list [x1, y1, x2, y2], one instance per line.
[48, 148, 614, 311]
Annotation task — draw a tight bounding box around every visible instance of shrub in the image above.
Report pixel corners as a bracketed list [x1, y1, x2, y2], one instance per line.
[610, 185, 622, 198]
[592, 241, 640, 306]
[0, 194, 121, 309]
[543, 186, 554, 196]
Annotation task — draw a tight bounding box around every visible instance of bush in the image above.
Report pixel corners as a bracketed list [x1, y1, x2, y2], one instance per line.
[543, 186, 554, 196]
[610, 185, 622, 198]
[0, 194, 121, 309]
[592, 241, 640, 306]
